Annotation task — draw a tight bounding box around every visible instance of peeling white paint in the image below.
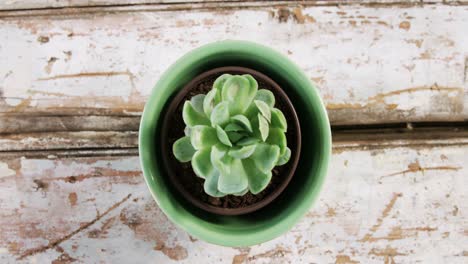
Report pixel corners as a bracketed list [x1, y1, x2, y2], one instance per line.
[0, 1, 467, 263]
[0, 5, 466, 124]
[0, 143, 466, 263]
[0, 162, 15, 178]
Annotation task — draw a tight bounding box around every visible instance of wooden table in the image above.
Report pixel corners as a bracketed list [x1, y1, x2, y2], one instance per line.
[1, 1, 467, 263]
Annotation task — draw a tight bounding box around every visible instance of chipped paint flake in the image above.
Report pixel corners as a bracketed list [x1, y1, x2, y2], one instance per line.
[0, 162, 15, 178]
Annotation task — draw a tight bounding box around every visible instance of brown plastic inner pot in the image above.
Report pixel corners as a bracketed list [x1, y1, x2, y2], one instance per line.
[160, 66, 301, 215]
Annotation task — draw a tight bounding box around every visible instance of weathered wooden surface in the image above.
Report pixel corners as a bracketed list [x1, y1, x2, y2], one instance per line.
[1, 3, 467, 125]
[1, 0, 467, 263]
[1, 0, 466, 11]
[2, 124, 468, 152]
[0, 139, 467, 263]
[0, 0, 244, 10]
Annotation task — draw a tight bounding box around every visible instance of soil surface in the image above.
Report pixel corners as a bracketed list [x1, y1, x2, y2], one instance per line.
[164, 70, 298, 210]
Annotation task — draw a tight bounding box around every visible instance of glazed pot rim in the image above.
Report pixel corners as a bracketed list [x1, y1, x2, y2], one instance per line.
[160, 66, 302, 215]
[139, 40, 331, 247]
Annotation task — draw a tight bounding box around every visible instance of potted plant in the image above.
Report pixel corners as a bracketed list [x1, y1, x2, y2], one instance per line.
[162, 67, 301, 215]
[139, 40, 331, 246]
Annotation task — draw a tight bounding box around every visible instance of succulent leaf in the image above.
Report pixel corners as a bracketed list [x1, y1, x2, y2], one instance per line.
[173, 136, 196, 162]
[271, 108, 287, 132]
[255, 89, 275, 107]
[227, 131, 245, 143]
[266, 128, 287, 155]
[216, 125, 232, 147]
[242, 74, 259, 93]
[210, 101, 230, 127]
[224, 123, 244, 132]
[244, 89, 273, 119]
[183, 101, 210, 127]
[190, 125, 218, 150]
[276, 147, 291, 166]
[222, 75, 257, 114]
[233, 188, 249, 196]
[255, 100, 271, 123]
[184, 126, 191, 136]
[210, 144, 231, 176]
[204, 171, 225, 197]
[217, 159, 249, 194]
[203, 89, 217, 117]
[191, 148, 212, 179]
[173, 74, 291, 197]
[213, 74, 232, 101]
[190, 94, 206, 114]
[228, 144, 256, 159]
[251, 143, 280, 173]
[258, 114, 270, 142]
[243, 158, 272, 194]
[231, 115, 253, 132]
[236, 137, 259, 146]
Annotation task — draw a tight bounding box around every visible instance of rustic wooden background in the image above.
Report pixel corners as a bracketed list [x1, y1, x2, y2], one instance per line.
[1, 0, 467, 263]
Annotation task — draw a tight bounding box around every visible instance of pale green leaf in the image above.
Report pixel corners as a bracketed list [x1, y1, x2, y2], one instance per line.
[184, 126, 191, 136]
[192, 148, 214, 179]
[250, 113, 260, 138]
[224, 123, 244, 132]
[236, 137, 259, 146]
[213, 74, 232, 102]
[243, 104, 258, 120]
[258, 114, 269, 142]
[217, 159, 248, 194]
[233, 188, 249, 196]
[228, 145, 256, 159]
[182, 101, 210, 127]
[221, 75, 249, 102]
[251, 143, 280, 173]
[203, 89, 217, 117]
[216, 125, 232, 147]
[255, 89, 275, 107]
[276, 147, 291, 166]
[203, 171, 225, 197]
[190, 125, 218, 150]
[172, 136, 196, 162]
[210, 144, 231, 175]
[231, 115, 252, 132]
[255, 100, 271, 123]
[191, 148, 212, 179]
[242, 74, 259, 93]
[190, 94, 206, 114]
[210, 101, 230, 127]
[271, 108, 287, 132]
[243, 89, 274, 119]
[266, 128, 287, 155]
[242, 158, 272, 194]
[221, 75, 257, 114]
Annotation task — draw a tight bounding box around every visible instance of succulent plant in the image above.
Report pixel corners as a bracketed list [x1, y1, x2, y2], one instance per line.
[172, 74, 290, 197]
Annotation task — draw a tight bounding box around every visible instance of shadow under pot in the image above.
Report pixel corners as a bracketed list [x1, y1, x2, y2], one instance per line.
[161, 66, 301, 215]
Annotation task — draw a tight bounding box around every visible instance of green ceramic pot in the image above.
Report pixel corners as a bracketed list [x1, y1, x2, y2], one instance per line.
[139, 40, 331, 246]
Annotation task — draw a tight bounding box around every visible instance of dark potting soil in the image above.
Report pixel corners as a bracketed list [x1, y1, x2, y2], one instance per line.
[166, 72, 297, 209]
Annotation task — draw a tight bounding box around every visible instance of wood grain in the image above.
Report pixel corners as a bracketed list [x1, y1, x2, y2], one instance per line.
[1, 1, 467, 263]
[1, 0, 466, 12]
[0, 139, 466, 263]
[0, 4, 467, 125]
[0, 131, 138, 151]
[0, 115, 140, 133]
[1, 123, 468, 152]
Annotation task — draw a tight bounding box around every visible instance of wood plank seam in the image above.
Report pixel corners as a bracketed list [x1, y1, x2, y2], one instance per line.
[1, 1, 468, 18]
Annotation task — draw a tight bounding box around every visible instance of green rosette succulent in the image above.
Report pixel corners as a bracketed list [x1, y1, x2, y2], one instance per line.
[172, 74, 291, 197]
